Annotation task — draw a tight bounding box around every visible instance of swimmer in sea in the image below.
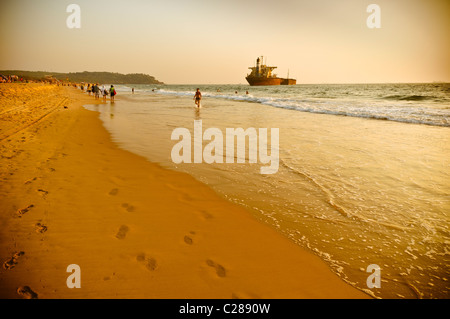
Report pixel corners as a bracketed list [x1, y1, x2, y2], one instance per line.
[194, 88, 202, 108]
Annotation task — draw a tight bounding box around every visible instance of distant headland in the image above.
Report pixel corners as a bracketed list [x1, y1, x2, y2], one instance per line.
[0, 70, 164, 84]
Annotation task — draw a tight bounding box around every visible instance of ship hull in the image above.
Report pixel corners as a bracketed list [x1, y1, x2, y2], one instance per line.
[246, 76, 282, 86]
[246, 76, 296, 86]
[281, 78, 296, 85]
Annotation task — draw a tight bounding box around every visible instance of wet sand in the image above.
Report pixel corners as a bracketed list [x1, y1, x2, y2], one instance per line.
[0, 83, 369, 299]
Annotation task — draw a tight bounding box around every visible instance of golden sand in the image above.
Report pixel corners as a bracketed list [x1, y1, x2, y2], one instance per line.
[0, 83, 369, 299]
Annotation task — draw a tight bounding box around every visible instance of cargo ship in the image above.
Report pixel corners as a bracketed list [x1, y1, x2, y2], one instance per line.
[246, 56, 296, 86]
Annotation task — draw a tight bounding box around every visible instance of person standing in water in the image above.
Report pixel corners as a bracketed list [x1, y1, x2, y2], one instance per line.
[194, 88, 202, 108]
[110, 85, 116, 102]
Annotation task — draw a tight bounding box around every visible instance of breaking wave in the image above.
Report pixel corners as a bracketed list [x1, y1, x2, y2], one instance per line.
[150, 88, 450, 128]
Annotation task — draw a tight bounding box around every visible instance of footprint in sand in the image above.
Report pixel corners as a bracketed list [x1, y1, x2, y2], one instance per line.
[17, 286, 38, 299]
[16, 205, 34, 218]
[24, 177, 38, 185]
[184, 235, 193, 245]
[3, 251, 25, 270]
[197, 210, 213, 220]
[109, 188, 119, 196]
[37, 189, 48, 196]
[206, 259, 226, 278]
[180, 193, 194, 202]
[183, 231, 196, 245]
[231, 292, 260, 299]
[136, 253, 158, 271]
[121, 203, 135, 212]
[115, 225, 129, 240]
[35, 222, 47, 233]
[103, 272, 116, 281]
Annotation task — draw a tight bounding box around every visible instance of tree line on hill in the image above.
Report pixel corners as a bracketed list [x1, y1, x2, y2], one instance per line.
[0, 70, 164, 84]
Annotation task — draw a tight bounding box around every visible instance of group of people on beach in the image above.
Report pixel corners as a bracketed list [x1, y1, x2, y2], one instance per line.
[75, 84, 247, 107]
[0, 74, 23, 83]
[81, 83, 116, 102]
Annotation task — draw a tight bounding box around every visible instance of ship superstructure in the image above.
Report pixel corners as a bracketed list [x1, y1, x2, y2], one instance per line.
[246, 57, 296, 86]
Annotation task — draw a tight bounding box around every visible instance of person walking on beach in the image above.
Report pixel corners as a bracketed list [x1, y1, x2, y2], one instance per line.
[194, 88, 202, 108]
[110, 85, 116, 102]
[102, 86, 108, 101]
[94, 84, 100, 99]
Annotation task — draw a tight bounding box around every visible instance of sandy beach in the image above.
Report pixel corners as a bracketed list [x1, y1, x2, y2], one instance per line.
[0, 83, 370, 299]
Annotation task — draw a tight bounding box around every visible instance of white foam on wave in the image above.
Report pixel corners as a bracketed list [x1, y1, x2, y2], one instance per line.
[149, 88, 450, 127]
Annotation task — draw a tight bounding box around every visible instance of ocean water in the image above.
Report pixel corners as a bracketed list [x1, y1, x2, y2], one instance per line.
[85, 83, 450, 299]
[132, 83, 450, 127]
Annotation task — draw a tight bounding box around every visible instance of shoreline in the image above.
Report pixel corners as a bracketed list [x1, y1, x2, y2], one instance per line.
[0, 83, 370, 299]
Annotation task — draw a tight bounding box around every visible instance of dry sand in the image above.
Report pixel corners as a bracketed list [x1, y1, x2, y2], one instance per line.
[0, 83, 369, 299]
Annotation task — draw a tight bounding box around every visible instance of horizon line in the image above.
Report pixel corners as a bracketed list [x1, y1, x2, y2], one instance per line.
[1, 69, 448, 86]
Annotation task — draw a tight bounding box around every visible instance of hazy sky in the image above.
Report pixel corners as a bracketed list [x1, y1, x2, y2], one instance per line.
[0, 0, 449, 84]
